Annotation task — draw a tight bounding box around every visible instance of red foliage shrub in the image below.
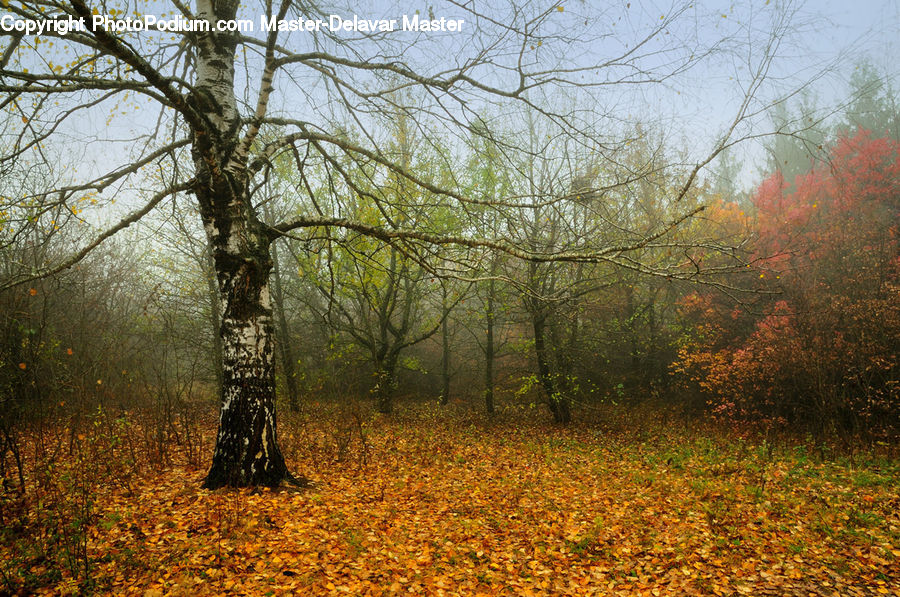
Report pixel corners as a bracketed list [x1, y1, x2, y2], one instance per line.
[675, 130, 900, 439]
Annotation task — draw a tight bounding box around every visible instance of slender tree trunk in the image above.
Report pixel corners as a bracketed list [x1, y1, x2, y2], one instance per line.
[484, 278, 495, 415]
[626, 284, 640, 374]
[567, 309, 579, 378]
[440, 288, 450, 406]
[270, 239, 300, 412]
[647, 296, 658, 383]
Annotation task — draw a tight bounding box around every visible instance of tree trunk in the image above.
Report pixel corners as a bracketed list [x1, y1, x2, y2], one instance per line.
[484, 278, 495, 415]
[201, 237, 291, 488]
[189, 0, 297, 488]
[440, 288, 451, 406]
[373, 350, 398, 414]
[271, 239, 300, 412]
[374, 364, 395, 414]
[533, 312, 570, 424]
[626, 284, 641, 374]
[647, 295, 658, 383]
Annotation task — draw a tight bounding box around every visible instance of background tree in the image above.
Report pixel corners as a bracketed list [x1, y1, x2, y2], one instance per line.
[841, 60, 900, 140]
[462, 125, 516, 414]
[291, 114, 452, 413]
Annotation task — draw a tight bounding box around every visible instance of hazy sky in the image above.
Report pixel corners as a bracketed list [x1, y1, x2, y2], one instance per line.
[727, 0, 899, 183]
[4, 0, 897, 202]
[810, 0, 898, 68]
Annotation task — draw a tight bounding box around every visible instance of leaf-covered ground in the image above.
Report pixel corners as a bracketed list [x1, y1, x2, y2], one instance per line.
[3, 404, 899, 595]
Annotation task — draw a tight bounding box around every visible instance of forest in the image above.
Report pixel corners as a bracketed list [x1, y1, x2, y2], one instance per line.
[1, 0, 898, 594]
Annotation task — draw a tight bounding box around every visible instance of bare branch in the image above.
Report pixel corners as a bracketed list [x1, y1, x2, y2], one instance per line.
[1, 179, 194, 291]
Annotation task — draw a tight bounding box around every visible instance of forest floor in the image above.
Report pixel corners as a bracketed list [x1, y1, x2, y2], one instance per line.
[1, 402, 899, 596]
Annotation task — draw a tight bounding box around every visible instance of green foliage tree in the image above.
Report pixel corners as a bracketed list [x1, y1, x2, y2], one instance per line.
[295, 114, 461, 413]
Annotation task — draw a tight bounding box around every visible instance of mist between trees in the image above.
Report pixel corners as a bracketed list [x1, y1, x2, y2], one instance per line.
[1, 0, 898, 492]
